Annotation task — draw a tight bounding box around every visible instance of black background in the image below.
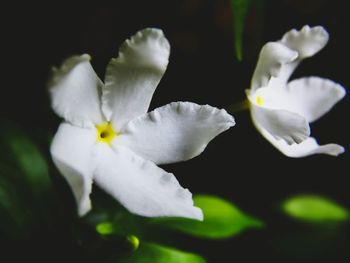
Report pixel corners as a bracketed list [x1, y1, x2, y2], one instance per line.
[1, 0, 349, 262]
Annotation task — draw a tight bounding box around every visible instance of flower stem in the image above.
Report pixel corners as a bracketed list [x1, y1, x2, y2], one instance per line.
[226, 99, 250, 113]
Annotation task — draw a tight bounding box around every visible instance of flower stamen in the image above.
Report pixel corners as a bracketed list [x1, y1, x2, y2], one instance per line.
[256, 95, 264, 106]
[96, 122, 118, 145]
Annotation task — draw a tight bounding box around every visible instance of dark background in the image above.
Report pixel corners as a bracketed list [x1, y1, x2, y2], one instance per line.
[1, 0, 349, 262]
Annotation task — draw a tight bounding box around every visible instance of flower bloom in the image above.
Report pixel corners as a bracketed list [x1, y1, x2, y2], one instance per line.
[246, 25, 346, 157]
[49, 28, 235, 220]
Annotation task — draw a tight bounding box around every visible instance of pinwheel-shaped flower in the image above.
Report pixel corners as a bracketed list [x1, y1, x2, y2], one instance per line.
[49, 28, 235, 220]
[246, 25, 346, 157]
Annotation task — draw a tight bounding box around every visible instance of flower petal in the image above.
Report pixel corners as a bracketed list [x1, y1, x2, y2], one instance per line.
[49, 55, 105, 128]
[251, 42, 298, 90]
[248, 77, 346, 123]
[255, 122, 344, 157]
[102, 28, 170, 130]
[268, 25, 329, 89]
[280, 25, 329, 59]
[284, 77, 346, 122]
[114, 102, 235, 165]
[251, 26, 329, 91]
[249, 102, 310, 145]
[93, 144, 203, 220]
[50, 123, 96, 216]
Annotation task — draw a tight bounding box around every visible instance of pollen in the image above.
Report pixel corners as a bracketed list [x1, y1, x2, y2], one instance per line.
[96, 122, 118, 145]
[256, 95, 264, 106]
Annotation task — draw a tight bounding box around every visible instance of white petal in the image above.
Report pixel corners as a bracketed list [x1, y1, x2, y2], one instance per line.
[249, 102, 310, 145]
[93, 144, 203, 220]
[251, 42, 298, 90]
[49, 55, 105, 128]
[50, 123, 96, 216]
[269, 26, 329, 89]
[255, 122, 344, 157]
[251, 26, 329, 91]
[248, 77, 346, 123]
[102, 28, 170, 130]
[284, 77, 346, 122]
[114, 102, 235, 165]
[280, 25, 329, 59]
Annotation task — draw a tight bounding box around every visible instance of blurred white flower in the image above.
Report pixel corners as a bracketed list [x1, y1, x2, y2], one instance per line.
[246, 25, 346, 157]
[49, 28, 235, 220]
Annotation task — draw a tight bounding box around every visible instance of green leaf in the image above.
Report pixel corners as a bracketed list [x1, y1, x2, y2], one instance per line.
[230, 0, 252, 61]
[0, 163, 32, 237]
[152, 195, 263, 239]
[282, 195, 349, 223]
[127, 235, 140, 251]
[0, 121, 54, 236]
[119, 242, 206, 263]
[0, 121, 52, 198]
[86, 192, 143, 237]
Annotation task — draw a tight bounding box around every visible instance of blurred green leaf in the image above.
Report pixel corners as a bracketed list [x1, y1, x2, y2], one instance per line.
[127, 235, 140, 251]
[86, 192, 142, 237]
[119, 242, 206, 263]
[0, 121, 54, 237]
[230, 0, 252, 61]
[96, 222, 115, 235]
[282, 195, 349, 223]
[0, 122, 52, 197]
[0, 163, 26, 235]
[152, 195, 263, 239]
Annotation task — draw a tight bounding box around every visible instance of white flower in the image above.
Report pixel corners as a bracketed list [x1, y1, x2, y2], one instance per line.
[49, 28, 235, 220]
[246, 25, 346, 157]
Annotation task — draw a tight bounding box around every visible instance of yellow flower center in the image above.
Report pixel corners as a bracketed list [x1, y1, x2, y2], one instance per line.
[96, 122, 118, 145]
[256, 95, 264, 106]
